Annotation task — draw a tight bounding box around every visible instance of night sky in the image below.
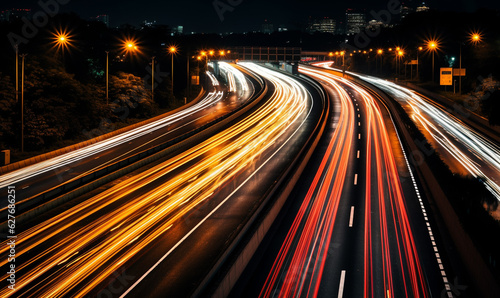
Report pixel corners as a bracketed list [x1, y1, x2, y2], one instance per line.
[3, 0, 500, 32]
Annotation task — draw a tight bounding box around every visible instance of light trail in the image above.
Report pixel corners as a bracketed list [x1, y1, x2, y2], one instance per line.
[0, 69, 228, 191]
[0, 63, 312, 297]
[259, 65, 430, 297]
[260, 66, 354, 297]
[317, 63, 500, 200]
[219, 61, 249, 94]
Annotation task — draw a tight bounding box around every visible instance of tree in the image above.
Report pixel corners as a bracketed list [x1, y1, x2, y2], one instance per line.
[0, 73, 16, 148]
[109, 72, 158, 120]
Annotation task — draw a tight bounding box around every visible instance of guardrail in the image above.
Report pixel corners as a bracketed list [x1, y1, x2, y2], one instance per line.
[193, 68, 330, 297]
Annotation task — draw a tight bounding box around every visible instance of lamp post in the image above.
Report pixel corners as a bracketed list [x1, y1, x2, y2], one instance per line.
[459, 32, 482, 94]
[169, 46, 177, 91]
[427, 41, 438, 83]
[417, 46, 423, 81]
[151, 56, 155, 102]
[398, 50, 404, 79]
[341, 51, 345, 77]
[186, 54, 190, 102]
[15, 44, 19, 102]
[20, 54, 26, 153]
[377, 49, 383, 74]
[106, 51, 109, 104]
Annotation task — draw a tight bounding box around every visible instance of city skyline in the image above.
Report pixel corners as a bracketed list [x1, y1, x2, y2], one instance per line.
[2, 0, 500, 33]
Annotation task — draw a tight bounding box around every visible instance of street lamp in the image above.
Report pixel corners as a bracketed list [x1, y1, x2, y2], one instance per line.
[470, 32, 482, 45]
[20, 54, 27, 152]
[417, 46, 423, 81]
[458, 31, 483, 94]
[169, 46, 177, 91]
[151, 56, 156, 102]
[398, 50, 404, 78]
[377, 49, 383, 73]
[15, 44, 18, 102]
[427, 40, 439, 82]
[340, 51, 345, 76]
[106, 51, 109, 104]
[51, 28, 72, 53]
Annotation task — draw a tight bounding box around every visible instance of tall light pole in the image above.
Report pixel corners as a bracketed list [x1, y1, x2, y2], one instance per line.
[169, 46, 177, 91]
[417, 46, 423, 81]
[427, 41, 438, 83]
[15, 44, 19, 102]
[459, 32, 482, 95]
[186, 54, 190, 103]
[106, 51, 109, 104]
[341, 51, 345, 77]
[151, 56, 155, 102]
[398, 50, 404, 79]
[377, 49, 383, 74]
[20, 54, 27, 153]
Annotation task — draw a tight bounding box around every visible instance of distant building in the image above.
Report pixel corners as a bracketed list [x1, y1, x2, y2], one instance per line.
[171, 25, 183, 35]
[261, 20, 274, 34]
[90, 14, 109, 27]
[308, 17, 336, 34]
[400, 3, 414, 19]
[142, 20, 157, 28]
[366, 19, 386, 31]
[346, 9, 366, 35]
[277, 25, 288, 32]
[0, 8, 31, 22]
[416, 2, 430, 12]
[335, 21, 346, 35]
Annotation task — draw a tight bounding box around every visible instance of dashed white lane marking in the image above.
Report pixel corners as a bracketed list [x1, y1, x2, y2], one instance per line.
[357, 150, 360, 159]
[354, 174, 358, 185]
[389, 110, 453, 298]
[349, 206, 355, 227]
[338, 270, 346, 298]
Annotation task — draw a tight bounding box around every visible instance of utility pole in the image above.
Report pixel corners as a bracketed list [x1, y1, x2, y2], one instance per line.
[21, 54, 27, 153]
[15, 44, 19, 102]
[152, 56, 155, 102]
[106, 51, 109, 104]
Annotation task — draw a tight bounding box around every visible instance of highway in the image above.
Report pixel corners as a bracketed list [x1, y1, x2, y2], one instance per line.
[0, 63, 254, 214]
[236, 65, 451, 297]
[318, 62, 500, 202]
[0, 63, 325, 297]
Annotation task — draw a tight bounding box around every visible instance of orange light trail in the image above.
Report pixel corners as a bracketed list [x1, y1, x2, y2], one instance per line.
[0, 63, 311, 297]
